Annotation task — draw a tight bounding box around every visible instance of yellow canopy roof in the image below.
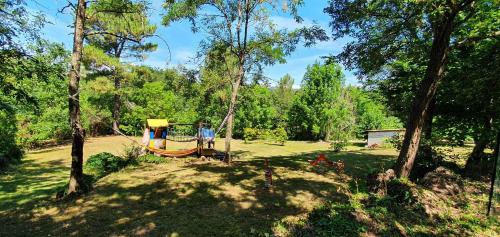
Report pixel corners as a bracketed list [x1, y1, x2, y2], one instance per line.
[147, 119, 169, 127]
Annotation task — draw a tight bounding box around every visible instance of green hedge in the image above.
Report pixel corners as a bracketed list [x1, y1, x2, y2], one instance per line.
[243, 127, 288, 145]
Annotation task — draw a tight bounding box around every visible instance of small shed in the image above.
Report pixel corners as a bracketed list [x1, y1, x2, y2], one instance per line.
[366, 129, 405, 147]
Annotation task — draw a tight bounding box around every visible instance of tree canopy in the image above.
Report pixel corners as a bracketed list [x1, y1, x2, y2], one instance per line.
[162, 0, 327, 161]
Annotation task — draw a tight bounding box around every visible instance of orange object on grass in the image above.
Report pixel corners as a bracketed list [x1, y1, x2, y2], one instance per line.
[309, 153, 334, 167]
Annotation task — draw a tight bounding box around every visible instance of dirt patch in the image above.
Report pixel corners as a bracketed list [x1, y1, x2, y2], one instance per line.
[420, 166, 464, 196]
[366, 169, 395, 195]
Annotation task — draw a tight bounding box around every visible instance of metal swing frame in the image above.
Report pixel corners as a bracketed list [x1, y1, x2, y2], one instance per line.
[147, 121, 216, 157]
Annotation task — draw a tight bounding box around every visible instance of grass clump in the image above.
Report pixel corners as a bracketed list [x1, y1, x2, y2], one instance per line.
[136, 154, 169, 164]
[386, 178, 418, 205]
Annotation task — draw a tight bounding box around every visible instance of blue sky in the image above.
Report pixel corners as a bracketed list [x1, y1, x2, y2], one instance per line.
[27, 0, 357, 87]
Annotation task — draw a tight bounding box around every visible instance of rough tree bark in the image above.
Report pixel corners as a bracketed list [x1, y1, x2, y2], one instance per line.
[224, 64, 244, 163]
[112, 75, 121, 134]
[67, 0, 86, 194]
[112, 43, 124, 134]
[421, 99, 435, 158]
[395, 12, 458, 178]
[494, 131, 500, 159]
[466, 116, 493, 165]
[223, 0, 250, 163]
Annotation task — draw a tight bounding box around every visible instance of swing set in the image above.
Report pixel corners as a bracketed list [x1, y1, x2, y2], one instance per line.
[143, 119, 217, 157]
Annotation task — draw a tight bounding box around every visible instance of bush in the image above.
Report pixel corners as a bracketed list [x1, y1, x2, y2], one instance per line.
[243, 127, 259, 143]
[84, 152, 130, 178]
[330, 140, 348, 152]
[58, 149, 138, 197]
[122, 144, 143, 161]
[243, 127, 288, 145]
[0, 111, 23, 170]
[274, 127, 288, 145]
[386, 134, 404, 150]
[0, 146, 22, 171]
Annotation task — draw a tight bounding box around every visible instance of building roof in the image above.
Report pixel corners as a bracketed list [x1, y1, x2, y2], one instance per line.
[365, 129, 405, 132]
[147, 119, 169, 127]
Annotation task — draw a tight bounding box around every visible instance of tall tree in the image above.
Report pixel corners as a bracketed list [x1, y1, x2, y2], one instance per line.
[163, 0, 327, 162]
[67, 0, 87, 194]
[0, 0, 47, 168]
[67, 0, 152, 193]
[289, 61, 350, 141]
[325, 0, 499, 178]
[85, 0, 157, 134]
[275, 73, 294, 124]
[235, 84, 278, 136]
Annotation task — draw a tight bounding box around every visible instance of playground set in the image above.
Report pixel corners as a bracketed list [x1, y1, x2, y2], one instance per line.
[142, 119, 219, 158]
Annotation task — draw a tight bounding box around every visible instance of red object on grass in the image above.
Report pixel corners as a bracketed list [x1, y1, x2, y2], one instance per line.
[309, 153, 334, 167]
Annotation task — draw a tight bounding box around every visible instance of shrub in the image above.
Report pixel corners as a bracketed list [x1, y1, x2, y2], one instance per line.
[0, 111, 23, 170]
[58, 150, 136, 197]
[387, 134, 404, 150]
[274, 127, 288, 145]
[122, 144, 142, 161]
[0, 143, 23, 171]
[331, 140, 348, 152]
[243, 127, 259, 143]
[84, 152, 129, 178]
[243, 127, 288, 145]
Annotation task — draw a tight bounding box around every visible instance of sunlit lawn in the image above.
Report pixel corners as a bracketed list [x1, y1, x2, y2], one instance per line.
[3, 136, 495, 236]
[0, 136, 400, 236]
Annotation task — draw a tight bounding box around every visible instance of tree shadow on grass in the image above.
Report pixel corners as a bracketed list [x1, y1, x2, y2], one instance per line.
[1, 176, 348, 236]
[244, 150, 395, 179]
[0, 159, 68, 211]
[0, 149, 396, 236]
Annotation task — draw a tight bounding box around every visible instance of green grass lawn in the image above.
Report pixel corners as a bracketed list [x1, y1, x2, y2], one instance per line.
[0, 137, 497, 236]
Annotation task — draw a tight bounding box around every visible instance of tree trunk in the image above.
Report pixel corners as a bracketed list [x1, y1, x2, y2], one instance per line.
[112, 43, 123, 135]
[112, 75, 121, 134]
[468, 116, 493, 162]
[395, 15, 456, 178]
[224, 65, 244, 163]
[422, 99, 435, 158]
[487, 133, 499, 216]
[67, 0, 86, 194]
[424, 99, 434, 141]
[494, 131, 500, 159]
